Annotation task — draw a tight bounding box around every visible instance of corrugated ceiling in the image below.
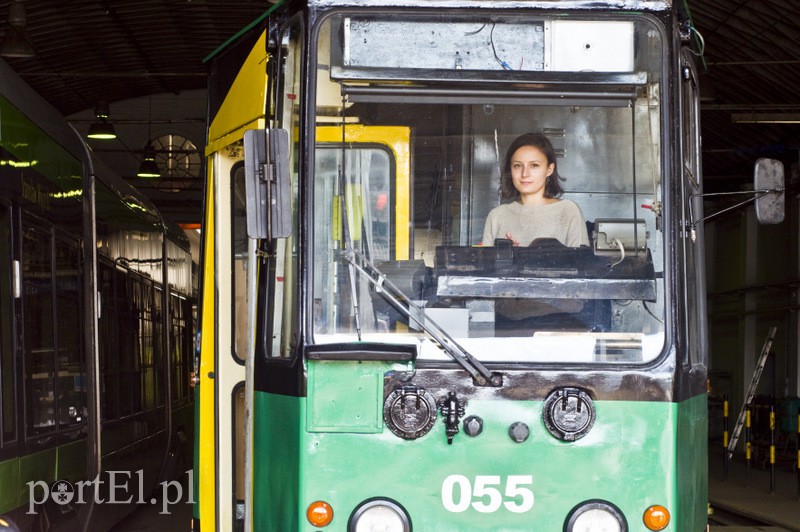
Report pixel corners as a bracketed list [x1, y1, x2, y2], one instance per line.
[689, 0, 800, 188]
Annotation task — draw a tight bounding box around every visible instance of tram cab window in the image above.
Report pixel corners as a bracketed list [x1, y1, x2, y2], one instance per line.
[311, 13, 666, 364]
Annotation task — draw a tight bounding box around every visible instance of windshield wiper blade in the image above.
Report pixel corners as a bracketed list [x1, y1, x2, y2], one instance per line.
[342, 248, 502, 387]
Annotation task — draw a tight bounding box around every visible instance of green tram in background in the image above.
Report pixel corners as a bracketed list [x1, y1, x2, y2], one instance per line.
[197, 0, 784, 530]
[0, 58, 195, 530]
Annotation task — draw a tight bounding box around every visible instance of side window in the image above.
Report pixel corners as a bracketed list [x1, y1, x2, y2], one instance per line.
[140, 280, 158, 411]
[232, 161, 247, 363]
[99, 260, 120, 420]
[681, 51, 707, 366]
[22, 221, 56, 437]
[22, 219, 86, 437]
[116, 270, 137, 417]
[153, 285, 165, 407]
[170, 292, 191, 402]
[313, 145, 395, 334]
[264, 16, 303, 359]
[682, 59, 701, 187]
[54, 235, 84, 428]
[315, 146, 394, 261]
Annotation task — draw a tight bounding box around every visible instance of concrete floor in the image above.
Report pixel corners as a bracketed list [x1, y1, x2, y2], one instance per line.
[113, 476, 194, 531]
[709, 444, 800, 531]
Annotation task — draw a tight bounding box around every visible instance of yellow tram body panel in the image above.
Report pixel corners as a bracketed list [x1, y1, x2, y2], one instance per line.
[197, 167, 217, 528]
[206, 30, 270, 156]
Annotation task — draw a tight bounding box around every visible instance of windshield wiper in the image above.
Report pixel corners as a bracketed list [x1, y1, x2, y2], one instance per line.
[341, 248, 502, 387]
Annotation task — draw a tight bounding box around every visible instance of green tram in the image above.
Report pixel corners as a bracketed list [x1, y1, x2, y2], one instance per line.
[197, 0, 784, 530]
[0, 58, 195, 530]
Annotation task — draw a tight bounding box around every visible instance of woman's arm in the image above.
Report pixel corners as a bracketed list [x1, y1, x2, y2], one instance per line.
[563, 201, 590, 247]
[482, 208, 499, 245]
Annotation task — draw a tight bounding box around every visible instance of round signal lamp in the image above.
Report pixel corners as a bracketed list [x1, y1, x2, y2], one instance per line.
[307, 500, 334, 527]
[643, 504, 670, 530]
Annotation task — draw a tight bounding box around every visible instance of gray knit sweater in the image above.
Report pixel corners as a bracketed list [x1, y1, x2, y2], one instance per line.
[482, 199, 589, 247]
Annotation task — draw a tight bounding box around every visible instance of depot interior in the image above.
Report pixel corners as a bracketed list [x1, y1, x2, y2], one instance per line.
[1, 0, 800, 494]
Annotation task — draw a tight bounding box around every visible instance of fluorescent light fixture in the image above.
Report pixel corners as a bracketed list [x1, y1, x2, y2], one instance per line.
[137, 143, 161, 178]
[731, 113, 800, 124]
[87, 100, 117, 140]
[87, 120, 116, 139]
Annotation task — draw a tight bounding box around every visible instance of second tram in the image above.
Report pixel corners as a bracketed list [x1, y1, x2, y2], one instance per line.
[0, 57, 196, 530]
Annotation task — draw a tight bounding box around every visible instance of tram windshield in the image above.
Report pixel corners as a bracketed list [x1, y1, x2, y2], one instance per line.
[310, 13, 666, 364]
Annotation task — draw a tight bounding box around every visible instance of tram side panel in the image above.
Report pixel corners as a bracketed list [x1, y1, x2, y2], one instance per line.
[0, 87, 91, 527]
[0, 58, 195, 530]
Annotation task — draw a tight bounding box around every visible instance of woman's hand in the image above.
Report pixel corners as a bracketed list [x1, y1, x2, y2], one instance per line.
[505, 232, 520, 246]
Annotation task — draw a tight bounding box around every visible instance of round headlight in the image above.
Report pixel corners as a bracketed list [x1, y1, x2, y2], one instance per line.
[565, 499, 627, 532]
[348, 498, 411, 532]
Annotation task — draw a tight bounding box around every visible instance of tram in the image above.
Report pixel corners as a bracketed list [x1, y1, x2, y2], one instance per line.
[197, 0, 783, 530]
[0, 58, 195, 530]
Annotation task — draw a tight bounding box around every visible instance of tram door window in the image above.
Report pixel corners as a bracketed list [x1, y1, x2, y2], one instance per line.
[21, 218, 85, 437]
[99, 261, 172, 419]
[0, 203, 15, 445]
[232, 162, 247, 363]
[223, 157, 248, 515]
[233, 384, 245, 511]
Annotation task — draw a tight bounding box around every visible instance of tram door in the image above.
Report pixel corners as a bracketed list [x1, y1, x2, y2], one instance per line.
[200, 20, 305, 529]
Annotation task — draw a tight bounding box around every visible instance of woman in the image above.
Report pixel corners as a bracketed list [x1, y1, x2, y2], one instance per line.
[482, 132, 589, 248]
[482, 133, 592, 332]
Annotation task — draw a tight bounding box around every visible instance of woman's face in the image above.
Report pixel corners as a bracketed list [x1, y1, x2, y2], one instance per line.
[510, 145, 554, 203]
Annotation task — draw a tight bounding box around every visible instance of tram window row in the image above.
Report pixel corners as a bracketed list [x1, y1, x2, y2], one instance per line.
[0, 207, 194, 449]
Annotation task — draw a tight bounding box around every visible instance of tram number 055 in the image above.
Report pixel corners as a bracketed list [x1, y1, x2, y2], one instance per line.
[441, 475, 534, 514]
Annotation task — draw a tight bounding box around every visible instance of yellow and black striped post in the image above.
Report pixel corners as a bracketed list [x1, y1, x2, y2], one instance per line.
[769, 404, 776, 494]
[723, 395, 729, 480]
[745, 407, 751, 487]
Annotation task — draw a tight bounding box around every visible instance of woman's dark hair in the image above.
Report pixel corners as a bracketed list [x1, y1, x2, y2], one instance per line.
[499, 132, 565, 200]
